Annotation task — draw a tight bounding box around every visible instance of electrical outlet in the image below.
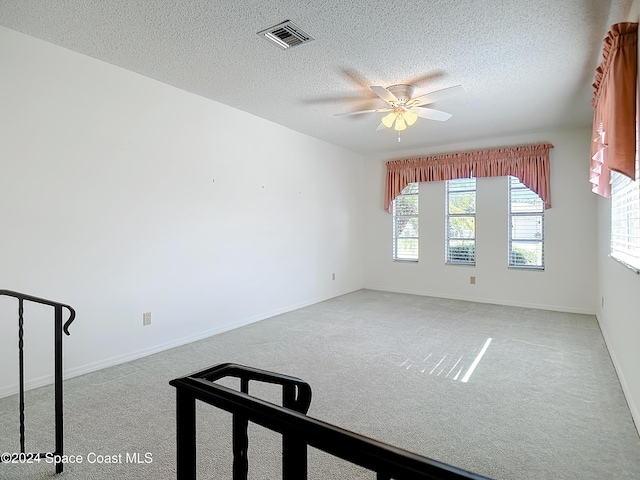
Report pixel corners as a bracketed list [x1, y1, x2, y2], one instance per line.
[601, 297, 605, 308]
[332, 273, 336, 280]
[470, 276, 476, 285]
[143, 312, 151, 326]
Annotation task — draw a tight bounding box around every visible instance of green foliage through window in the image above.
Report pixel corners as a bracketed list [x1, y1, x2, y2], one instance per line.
[446, 178, 476, 265]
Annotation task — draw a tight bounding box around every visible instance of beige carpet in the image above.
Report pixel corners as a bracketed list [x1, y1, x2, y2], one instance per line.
[1, 290, 639, 479]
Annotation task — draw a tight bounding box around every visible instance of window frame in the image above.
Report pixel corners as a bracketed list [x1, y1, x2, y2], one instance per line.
[445, 178, 476, 266]
[610, 153, 640, 274]
[392, 182, 419, 262]
[508, 176, 545, 270]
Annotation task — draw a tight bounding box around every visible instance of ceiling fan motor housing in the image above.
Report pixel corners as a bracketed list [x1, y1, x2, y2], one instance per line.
[387, 84, 415, 106]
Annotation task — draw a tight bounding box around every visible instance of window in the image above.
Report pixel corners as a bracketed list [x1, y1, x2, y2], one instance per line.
[610, 154, 640, 272]
[392, 182, 419, 261]
[446, 178, 476, 265]
[508, 176, 544, 269]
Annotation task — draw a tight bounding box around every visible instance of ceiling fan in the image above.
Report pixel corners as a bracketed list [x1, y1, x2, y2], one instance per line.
[335, 83, 464, 134]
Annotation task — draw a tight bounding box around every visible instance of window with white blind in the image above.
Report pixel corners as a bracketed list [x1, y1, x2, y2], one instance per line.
[508, 176, 544, 269]
[392, 182, 419, 261]
[610, 154, 640, 273]
[445, 178, 476, 265]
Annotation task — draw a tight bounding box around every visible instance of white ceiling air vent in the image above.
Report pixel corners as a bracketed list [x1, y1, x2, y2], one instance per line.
[257, 20, 314, 49]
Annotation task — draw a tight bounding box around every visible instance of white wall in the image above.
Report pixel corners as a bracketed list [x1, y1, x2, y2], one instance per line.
[594, 0, 640, 429]
[0, 27, 364, 396]
[596, 196, 640, 429]
[363, 127, 597, 314]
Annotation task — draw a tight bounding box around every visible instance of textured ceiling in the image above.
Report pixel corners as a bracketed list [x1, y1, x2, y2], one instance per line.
[0, 0, 633, 155]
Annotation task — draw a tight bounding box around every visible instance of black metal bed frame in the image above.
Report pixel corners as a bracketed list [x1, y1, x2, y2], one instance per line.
[0, 289, 76, 474]
[170, 363, 491, 480]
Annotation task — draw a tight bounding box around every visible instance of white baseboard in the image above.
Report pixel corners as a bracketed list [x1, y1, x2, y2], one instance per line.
[362, 285, 597, 315]
[0, 319, 259, 399]
[0, 288, 360, 399]
[596, 313, 640, 435]
[0, 374, 53, 399]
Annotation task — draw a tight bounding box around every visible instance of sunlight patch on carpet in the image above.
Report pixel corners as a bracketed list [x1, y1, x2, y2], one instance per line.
[397, 337, 493, 383]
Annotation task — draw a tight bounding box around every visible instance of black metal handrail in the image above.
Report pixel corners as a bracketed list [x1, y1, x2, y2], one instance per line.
[0, 290, 76, 475]
[170, 363, 491, 480]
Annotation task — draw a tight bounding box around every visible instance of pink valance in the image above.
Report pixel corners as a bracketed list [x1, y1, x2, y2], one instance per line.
[384, 143, 553, 212]
[590, 22, 638, 197]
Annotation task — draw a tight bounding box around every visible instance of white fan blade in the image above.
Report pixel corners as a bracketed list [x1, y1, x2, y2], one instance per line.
[376, 122, 387, 131]
[414, 107, 452, 121]
[410, 85, 464, 107]
[370, 85, 399, 103]
[334, 108, 393, 116]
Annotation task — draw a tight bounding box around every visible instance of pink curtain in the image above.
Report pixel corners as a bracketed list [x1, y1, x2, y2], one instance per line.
[590, 22, 638, 197]
[384, 143, 553, 212]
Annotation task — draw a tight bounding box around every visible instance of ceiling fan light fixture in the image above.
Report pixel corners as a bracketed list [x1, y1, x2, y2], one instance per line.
[394, 115, 407, 131]
[381, 112, 397, 128]
[404, 110, 418, 126]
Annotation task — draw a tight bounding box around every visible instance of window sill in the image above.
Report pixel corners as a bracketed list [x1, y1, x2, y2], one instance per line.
[609, 254, 640, 274]
[393, 258, 419, 263]
[445, 262, 476, 267]
[508, 265, 544, 271]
